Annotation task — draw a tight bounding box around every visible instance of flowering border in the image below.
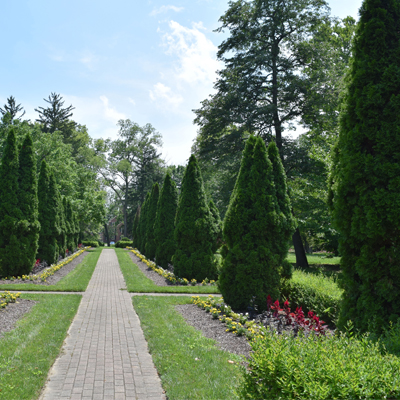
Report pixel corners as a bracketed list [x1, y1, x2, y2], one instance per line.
[127, 247, 217, 286]
[0, 291, 21, 309]
[2, 247, 89, 283]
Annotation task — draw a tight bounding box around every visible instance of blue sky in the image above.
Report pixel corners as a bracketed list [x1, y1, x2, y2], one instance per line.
[1, 0, 362, 165]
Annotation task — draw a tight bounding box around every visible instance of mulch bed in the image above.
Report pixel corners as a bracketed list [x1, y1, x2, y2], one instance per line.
[0, 251, 90, 286]
[0, 299, 37, 338]
[175, 304, 252, 358]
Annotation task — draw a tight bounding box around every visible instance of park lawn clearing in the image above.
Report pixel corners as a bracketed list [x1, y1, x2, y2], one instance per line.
[116, 248, 220, 294]
[0, 248, 102, 292]
[0, 293, 81, 399]
[132, 295, 242, 400]
[287, 252, 341, 267]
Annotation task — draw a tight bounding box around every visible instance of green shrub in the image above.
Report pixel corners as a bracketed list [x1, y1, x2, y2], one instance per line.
[145, 183, 159, 260]
[241, 329, 400, 400]
[81, 240, 99, 248]
[115, 240, 133, 248]
[282, 269, 342, 324]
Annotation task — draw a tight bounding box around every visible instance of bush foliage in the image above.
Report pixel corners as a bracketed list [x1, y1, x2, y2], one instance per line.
[145, 183, 159, 260]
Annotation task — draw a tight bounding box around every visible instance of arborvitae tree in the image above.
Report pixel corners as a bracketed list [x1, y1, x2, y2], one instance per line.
[57, 194, 67, 257]
[48, 171, 61, 261]
[145, 183, 160, 260]
[132, 206, 140, 248]
[0, 128, 22, 277]
[329, 0, 400, 333]
[37, 161, 57, 265]
[267, 141, 295, 279]
[73, 207, 80, 248]
[138, 193, 150, 254]
[17, 133, 40, 274]
[173, 155, 217, 281]
[66, 199, 76, 252]
[219, 136, 283, 311]
[209, 198, 223, 253]
[63, 197, 72, 253]
[154, 173, 178, 268]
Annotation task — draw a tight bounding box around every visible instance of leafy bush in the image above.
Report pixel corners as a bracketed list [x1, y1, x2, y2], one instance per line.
[281, 269, 342, 324]
[81, 240, 99, 248]
[241, 328, 400, 400]
[115, 240, 133, 248]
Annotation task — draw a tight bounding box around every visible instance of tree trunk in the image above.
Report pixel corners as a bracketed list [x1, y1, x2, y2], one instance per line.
[104, 223, 110, 246]
[292, 227, 309, 268]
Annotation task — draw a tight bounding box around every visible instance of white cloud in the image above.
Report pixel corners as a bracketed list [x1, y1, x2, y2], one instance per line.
[100, 95, 126, 123]
[161, 20, 220, 86]
[128, 97, 136, 106]
[150, 5, 184, 16]
[149, 82, 183, 107]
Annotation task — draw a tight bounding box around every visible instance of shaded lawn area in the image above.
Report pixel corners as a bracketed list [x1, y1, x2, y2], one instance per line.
[133, 295, 242, 400]
[0, 293, 81, 400]
[116, 248, 220, 294]
[0, 248, 102, 292]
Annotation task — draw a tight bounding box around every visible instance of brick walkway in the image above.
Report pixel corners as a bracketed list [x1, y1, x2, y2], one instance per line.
[40, 249, 166, 400]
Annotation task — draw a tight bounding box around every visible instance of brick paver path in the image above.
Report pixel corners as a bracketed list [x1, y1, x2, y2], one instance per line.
[40, 249, 166, 400]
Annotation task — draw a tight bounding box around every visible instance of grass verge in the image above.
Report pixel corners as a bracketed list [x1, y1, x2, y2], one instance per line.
[0, 293, 81, 399]
[132, 295, 242, 399]
[0, 248, 102, 292]
[116, 248, 220, 293]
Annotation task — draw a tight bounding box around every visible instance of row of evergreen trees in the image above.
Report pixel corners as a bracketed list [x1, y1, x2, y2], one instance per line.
[133, 137, 293, 310]
[0, 128, 80, 278]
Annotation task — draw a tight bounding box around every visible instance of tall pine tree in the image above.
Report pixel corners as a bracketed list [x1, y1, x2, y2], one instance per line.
[145, 183, 160, 260]
[329, 0, 400, 332]
[17, 133, 40, 274]
[154, 173, 178, 268]
[0, 128, 22, 277]
[219, 136, 285, 311]
[173, 155, 217, 281]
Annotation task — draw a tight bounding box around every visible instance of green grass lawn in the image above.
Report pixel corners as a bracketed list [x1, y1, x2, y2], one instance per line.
[116, 248, 220, 294]
[0, 293, 81, 399]
[0, 248, 102, 292]
[287, 252, 341, 266]
[133, 295, 242, 399]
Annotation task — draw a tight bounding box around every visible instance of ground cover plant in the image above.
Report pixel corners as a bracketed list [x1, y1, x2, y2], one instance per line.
[116, 248, 220, 293]
[0, 247, 101, 291]
[129, 248, 217, 287]
[132, 295, 242, 399]
[0, 293, 81, 399]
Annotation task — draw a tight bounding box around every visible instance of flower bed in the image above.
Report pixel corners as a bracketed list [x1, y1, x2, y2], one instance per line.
[1, 247, 88, 283]
[0, 291, 21, 309]
[128, 248, 217, 286]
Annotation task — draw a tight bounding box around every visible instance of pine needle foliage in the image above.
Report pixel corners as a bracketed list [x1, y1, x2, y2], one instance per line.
[173, 155, 217, 281]
[329, 0, 400, 333]
[145, 183, 160, 260]
[219, 136, 288, 311]
[17, 133, 40, 274]
[154, 173, 178, 269]
[0, 128, 23, 277]
[132, 206, 140, 249]
[138, 193, 150, 254]
[37, 160, 58, 265]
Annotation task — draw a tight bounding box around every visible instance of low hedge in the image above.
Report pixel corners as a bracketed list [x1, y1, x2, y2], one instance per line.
[115, 240, 133, 248]
[81, 240, 99, 247]
[241, 329, 400, 399]
[281, 270, 342, 325]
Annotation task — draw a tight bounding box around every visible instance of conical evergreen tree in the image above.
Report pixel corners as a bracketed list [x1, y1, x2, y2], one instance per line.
[219, 136, 283, 311]
[37, 161, 58, 265]
[145, 183, 160, 260]
[154, 173, 178, 268]
[329, 0, 400, 333]
[73, 207, 80, 249]
[17, 133, 40, 274]
[209, 198, 223, 253]
[66, 199, 76, 252]
[173, 155, 217, 281]
[267, 141, 295, 279]
[138, 193, 150, 254]
[132, 206, 140, 249]
[63, 197, 72, 253]
[57, 194, 67, 257]
[0, 128, 22, 277]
